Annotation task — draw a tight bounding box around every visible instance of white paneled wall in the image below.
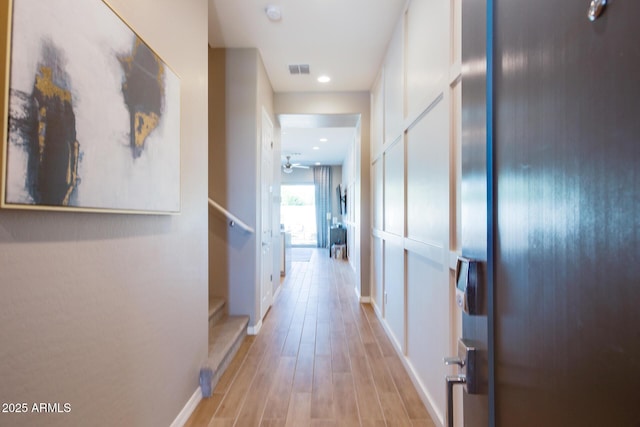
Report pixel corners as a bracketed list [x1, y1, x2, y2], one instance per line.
[369, 0, 462, 425]
[383, 20, 404, 144]
[372, 159, 384, 231]
[372, 235, 384, 316]
[383, 236, 406, 351]
[371, 73, 385, 160]
[383, 139, 404, 236]
[405, 0, 449, 117]
[406, 97, 449, 246]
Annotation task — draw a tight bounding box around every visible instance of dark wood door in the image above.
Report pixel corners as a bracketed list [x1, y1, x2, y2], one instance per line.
[460, 0, 491, 425]
[493, 1, 640, 425]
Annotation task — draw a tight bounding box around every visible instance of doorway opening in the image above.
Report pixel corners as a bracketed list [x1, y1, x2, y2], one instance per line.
[280, 184, 317, 247]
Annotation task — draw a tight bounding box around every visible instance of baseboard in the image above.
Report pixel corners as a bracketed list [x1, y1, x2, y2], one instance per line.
[372, 307, 445, 427]
[273, 284, 282, 303]
[371, 299, 383, 318]
[353, 285, 360, 300]
[170, 386, 202, 427]
[354, 284, 371, 303]
[247, 319, 262, 335]
[400, 348, 444, 426]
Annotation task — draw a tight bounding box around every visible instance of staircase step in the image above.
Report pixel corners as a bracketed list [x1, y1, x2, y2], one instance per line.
[208, 298, 226, 329]
[205, 315, 249, 391]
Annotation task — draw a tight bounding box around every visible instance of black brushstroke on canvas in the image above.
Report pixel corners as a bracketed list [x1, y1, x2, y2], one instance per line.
[119, 39, 164, 159]
[9, 40, 81, 206]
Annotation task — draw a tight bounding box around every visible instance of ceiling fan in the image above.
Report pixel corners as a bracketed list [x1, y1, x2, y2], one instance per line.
[282, 155, 309, 174]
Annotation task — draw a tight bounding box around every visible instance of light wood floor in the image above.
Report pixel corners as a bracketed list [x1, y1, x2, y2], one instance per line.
[186, 249, 435, 427]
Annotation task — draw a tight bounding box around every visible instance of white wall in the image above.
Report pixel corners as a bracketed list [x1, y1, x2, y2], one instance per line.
[224, 49, 260, 327]
[275, 92, 370, 298]
[210, 48, 276, 330]
[0, 1, 209, 426]
[256, 49, 277, 324]
[272, 127, 282, 298]
[209, 48, 229, 303]
[369, 0, 463, 425]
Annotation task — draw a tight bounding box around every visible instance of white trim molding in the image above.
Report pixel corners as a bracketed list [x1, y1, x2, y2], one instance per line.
[373, 305, 445, 427]
[272, 283, 282, 303]
[247, 319, 263, 336]
[354, 285, 372, 303]
[170, 387, 202, 427]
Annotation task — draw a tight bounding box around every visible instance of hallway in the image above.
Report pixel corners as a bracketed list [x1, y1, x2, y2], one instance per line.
[186, 250, 435, 426]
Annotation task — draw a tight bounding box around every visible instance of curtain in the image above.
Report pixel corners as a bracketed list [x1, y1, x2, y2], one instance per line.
[313, 166, 332, 248]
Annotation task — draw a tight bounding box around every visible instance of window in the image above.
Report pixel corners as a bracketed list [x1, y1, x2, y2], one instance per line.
[281, 185, 317, 247]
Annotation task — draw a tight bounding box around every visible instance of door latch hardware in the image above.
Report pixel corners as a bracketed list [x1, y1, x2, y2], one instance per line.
[444, 339, 482, 427]
[446, 375, 466, 427]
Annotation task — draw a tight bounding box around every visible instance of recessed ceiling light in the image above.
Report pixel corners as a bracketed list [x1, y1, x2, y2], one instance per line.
[265, 5, 282, 21]
[312, 146, 320, 150]
[317, 75, 331, 83]
[319, 138, 328, 142]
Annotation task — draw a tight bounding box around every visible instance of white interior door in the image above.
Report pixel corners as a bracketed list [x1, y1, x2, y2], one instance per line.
[260, 108, 274, 319]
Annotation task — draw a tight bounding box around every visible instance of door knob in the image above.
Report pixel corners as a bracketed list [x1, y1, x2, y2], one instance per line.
[446, 375, 466, 427]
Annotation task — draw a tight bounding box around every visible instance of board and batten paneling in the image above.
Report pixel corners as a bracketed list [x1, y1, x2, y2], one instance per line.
[383, 138, 404, 236]
[371, 71, 385, 160]
[372, 235, 384, 315]
[407, 250, 450, 415]
[384, 236, 406, 352]
[372, 159, 384, 231]
[406, 95, 449, 247]
[383, 18, 404, 144]
[405, 94, 451, 418]
[405, 0, 449, 119]
[369, 0, 459, 424]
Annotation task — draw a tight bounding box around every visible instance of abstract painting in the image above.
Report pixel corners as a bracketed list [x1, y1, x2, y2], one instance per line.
[1, 0, 181, 213]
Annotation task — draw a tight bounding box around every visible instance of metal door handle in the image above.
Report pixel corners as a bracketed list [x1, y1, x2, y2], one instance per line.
[446, 375, 466, 427]
[444, 357, 465, 367]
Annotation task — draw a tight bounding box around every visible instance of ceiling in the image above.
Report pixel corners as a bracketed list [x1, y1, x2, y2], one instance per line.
[281, 127, 354, 167]
[208, 0, 405, 168]
[279, 114, 358, 166]
[208, 0, 405, 93]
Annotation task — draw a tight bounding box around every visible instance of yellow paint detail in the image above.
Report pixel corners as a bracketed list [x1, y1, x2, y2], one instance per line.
[35, 67, 71, 102]
[120, 53, 133, 67]
[156, 62, 165, 88]
[134, 111, 159, 148]
[37, 107, 47, 160]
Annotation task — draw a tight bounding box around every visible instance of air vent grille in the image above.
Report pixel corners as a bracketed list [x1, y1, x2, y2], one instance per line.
[288, 64, 310, 75]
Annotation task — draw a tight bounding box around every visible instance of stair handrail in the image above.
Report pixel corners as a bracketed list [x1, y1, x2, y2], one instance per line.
[208, 198, 255, 234]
